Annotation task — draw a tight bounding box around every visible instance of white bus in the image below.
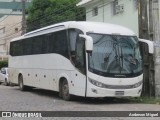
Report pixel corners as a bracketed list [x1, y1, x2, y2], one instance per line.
[9, 21, 153, 100]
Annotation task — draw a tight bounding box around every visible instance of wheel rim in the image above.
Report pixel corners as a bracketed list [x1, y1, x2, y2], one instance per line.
[19, 76, 23, 89]
[5, 80, 7, 85]
[20, 81, 22, 88]
[62, 82, 69, 98]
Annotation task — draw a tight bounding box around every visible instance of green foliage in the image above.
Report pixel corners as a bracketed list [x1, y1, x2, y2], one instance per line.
[132, 97, 160, 104]
[26, 0, 86, 31]
[0, 61, 8, 69]
[114, 97, 160, 104]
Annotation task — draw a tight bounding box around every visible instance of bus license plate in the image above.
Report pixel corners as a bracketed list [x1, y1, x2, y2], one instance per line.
[115, 91, 124, 96]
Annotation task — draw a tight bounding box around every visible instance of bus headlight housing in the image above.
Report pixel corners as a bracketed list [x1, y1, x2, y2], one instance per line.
[88, 78, 105, 88]
[132, 80, 143, 88]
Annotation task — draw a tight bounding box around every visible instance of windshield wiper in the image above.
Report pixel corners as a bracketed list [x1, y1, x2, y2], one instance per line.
[111, 36, 126, 73]
[106, 42, 119, 73]
[120, 47, 123, 69]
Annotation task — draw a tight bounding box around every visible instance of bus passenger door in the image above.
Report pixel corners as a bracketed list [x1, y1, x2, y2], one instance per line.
[71, 36, 87, 97]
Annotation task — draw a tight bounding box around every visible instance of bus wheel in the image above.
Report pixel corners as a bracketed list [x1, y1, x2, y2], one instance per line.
[4, 79, 8, 86]
[61, 80, 72, 101]
[18, 75, 26, 91]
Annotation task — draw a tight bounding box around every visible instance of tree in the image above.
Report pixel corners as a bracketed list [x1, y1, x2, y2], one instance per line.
[26, 0, 85, 31]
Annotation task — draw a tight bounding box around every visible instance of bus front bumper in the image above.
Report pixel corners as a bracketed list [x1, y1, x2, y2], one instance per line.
[86, 84, 142, 97]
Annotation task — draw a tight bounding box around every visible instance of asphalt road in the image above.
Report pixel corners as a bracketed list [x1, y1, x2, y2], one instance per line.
[0, 84, 160, 120]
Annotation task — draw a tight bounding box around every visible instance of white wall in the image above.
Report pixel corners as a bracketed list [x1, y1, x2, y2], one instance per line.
[85, 0, 139, 36]
[0, 15, 22, 60]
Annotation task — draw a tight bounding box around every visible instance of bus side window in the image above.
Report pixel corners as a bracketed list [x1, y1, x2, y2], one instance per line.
[11, 40, 23, 56]
[55, 30, 68, 58]
[23, 38, 32, 55]
[43, 33, 55, 54]
[69, 30, 77, 63]
[32, 35, 43, 54]
[75, 36, 86, 74]
[69, 29, 84, 65]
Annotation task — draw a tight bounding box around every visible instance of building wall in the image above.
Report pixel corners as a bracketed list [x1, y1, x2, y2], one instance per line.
[0, 0, 32, 60]
[0, 15, 22, 60]
[84, 0, 139, 36]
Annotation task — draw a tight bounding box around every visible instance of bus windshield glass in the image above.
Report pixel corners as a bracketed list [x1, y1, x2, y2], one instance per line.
[88, 33, 143, 77]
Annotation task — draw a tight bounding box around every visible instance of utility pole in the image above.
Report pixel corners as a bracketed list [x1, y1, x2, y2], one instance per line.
[148, 0, 155, 97]
[22, 0, 26, 35]
[149, 0, 153, 41]
[138, 0, 151, 96]
[139, 0, 149, 39]
[152, 0, 160, 97]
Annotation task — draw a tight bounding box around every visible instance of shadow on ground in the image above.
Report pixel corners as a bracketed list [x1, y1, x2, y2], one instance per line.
[11, 86, 137, 104]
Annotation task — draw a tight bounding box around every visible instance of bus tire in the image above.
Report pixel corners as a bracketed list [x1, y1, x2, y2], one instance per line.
[18, 75, 27, 91]
[61, 79, 72, 101]
[4, 78, 8, 86]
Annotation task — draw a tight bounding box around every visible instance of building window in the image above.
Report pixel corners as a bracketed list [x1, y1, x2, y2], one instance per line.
[113, 0, 119, 15]
[112, 0, 124, 15]
[92, 7, 98, 16]
[115, 0, 118, 5]
[12, 9, 22, 12]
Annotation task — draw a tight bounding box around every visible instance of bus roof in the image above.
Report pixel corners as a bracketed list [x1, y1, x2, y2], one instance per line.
[68, 21, 135, 36]
[11, 21, 136, 42]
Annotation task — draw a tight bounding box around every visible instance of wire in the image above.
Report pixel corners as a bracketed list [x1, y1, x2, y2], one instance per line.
[27, 0, 115, 30]
[0, 0, 115, 41]
[27, 0, 114, 30]
[28, 9, 84, 29]
[0, 1, 22, 41]
[26, 2, 86, 29]
[0, 28, 22, 42]
[0, 0, 79, 36]
[1, 21, 22, 34]
[27, 0, 78, 24]
[0, 25, 22, 41]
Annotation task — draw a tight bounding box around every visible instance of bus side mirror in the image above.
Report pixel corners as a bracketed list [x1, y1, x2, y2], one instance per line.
[79, 34, 93, 53]
[139, 38, 154, 54]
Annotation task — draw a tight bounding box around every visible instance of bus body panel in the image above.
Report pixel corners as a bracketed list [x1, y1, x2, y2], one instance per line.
[9, 53, 87, 97]
[70, 69, 86, 96]
[68, 21, 135, 36]
[9, 54, 73, 90]
[56, 69, 86, 97]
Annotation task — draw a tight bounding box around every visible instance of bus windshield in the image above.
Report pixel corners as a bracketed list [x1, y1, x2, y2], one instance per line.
[88, 33, 143, 78]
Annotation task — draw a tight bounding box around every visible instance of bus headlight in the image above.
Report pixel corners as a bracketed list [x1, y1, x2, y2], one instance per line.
[88, 78, 143, 89]
[88, 79, 105, 88]
[132, 80, 143, 88]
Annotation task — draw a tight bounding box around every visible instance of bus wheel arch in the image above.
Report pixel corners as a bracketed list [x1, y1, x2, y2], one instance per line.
[18, 73, 22, 85]
[59, 77, 72, 101]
